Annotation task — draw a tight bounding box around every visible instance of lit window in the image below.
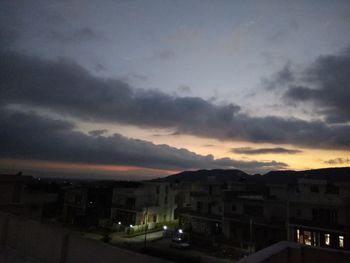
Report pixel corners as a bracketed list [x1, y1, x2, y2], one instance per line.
[325, 234, 330, 246]
[296, 229, 300, 242]
[304, 231, 312, 246]
[339, 236, 344, 248]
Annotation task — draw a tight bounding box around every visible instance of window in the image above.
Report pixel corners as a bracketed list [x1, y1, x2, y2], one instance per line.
[243, 205, 264, 217]
[296, 229, 300, 243]
[126, 197, 136, 208]
[218, 206, 222, 213]
[325, 233, 330, 246]
[231, 205, 237, 212]
[339, 236, 344, 248]
[312, 208, 338, 224]
[326, 185, 339, 194]
[197, 202, 203, 212]
[310, 186, 319, 193]
[304, 231, 312, 245]
[296, 209, 302, 217]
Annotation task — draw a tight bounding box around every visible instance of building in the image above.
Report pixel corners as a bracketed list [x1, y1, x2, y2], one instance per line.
[178, 182, 224, 239]
[222, 177, 350, 253]
[111, 182, 177, 229]
[62, 182, 113, 226]
[0, 173, 57, 220]
[222, 188, 287, 253]
[286, 178, 350, 250]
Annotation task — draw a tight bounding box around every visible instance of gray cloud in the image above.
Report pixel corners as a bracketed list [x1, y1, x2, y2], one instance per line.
[277, 46, 350, 124]
[0, 28, 19, 50]
[232, 147, 302, 155]
[262, 63, 294, 90]
[324, 158, 350, 165]
[47, 27, 101, 44]
[88, 129, 108, 137]
[1, 50, 350, 150]
[177, 85, 192, 94]
[268, 20, 299, 43]
[0, 107, 287, 173]
[152, 49, 175, 60]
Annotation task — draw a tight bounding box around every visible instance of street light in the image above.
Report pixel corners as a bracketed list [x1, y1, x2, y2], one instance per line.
[163, 225, 168, 230]
[178, 229, 183, 234]
[118, 221, 121, 225]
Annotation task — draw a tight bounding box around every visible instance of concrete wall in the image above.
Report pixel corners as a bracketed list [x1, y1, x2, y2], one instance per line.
[1, 212, 68, 263]
[65, 234, 167, 263]
[0, 212, 171, 263]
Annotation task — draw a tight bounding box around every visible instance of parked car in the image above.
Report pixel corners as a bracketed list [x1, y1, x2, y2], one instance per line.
[170, 233, 190, 249]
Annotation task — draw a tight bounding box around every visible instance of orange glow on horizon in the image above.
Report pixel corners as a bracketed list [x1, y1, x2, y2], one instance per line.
[0, 158, 178, 177]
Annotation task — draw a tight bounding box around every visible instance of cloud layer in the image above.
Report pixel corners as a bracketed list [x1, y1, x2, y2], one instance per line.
[0, 107, 287, 172]
[232, 147, 302, 155]
[1, 50, 350, 151]
[324, 158, 350, 165]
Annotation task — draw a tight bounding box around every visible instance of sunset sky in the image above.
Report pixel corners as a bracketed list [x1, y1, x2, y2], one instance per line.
[1, 0, 350, 179]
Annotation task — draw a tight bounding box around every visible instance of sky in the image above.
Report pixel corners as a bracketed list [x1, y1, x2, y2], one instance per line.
[1, 0, 350, 179]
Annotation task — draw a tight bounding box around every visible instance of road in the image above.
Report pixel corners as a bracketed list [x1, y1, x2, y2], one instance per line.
[109, 231, 235, 263]
[110, 230, 164, 244]
[147, 238, 235, 263]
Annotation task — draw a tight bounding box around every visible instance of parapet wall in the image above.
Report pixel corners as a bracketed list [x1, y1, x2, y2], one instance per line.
[237, 241, 350, 263]
[0, 212, 170, 263]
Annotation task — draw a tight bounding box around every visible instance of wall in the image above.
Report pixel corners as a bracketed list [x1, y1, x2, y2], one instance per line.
[0, 212, 171, 263]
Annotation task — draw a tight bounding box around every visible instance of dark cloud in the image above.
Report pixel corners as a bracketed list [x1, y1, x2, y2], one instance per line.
[277, 46, 350, 124]
[88, 129, 108, 137]
[0, 50, 241, 128]
[47, 27, 101, 44]
[231, 147, 302, 155]
[324, 158, 350, 165]
[0, 107, 286, 173]
[0, 28, 19, 50]
[262, 63, 294, 90]
[1, 50, 350, 150]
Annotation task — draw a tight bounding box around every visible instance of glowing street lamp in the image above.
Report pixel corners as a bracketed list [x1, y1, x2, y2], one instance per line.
[178, 229, 183, 234]
[163, 225, 168, 230]
[118, 221, 121, 225]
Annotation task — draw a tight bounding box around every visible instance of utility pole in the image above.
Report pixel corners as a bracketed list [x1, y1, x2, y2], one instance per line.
[144, 207, 148, 249]
[286, 186, 290, 241]
[249, 218, 253, 254]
